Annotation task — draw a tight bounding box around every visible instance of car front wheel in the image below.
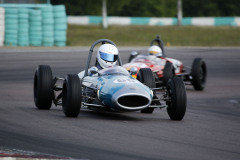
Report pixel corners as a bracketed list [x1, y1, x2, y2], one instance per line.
[62, 74, 82, 117]
[191, 58, 207, 90]
[166, 77, 187, 120]
[34, 65, 53, 109]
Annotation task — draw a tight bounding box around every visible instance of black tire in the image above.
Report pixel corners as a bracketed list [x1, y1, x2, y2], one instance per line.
[191, 58, 207, 90]
[162, 62, 175, 86]
[137, 68, 156, 88]
[166, 77, 187, 120]
[34, 65, 53, 109]
[137, 68, 156, 113]
[62, 74, 82, 117]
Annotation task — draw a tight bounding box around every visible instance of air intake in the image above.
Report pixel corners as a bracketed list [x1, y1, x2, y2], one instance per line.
[117, 95, 150, 107]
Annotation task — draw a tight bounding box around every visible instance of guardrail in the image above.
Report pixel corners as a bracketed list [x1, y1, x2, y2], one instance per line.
[68, 16, 240, 26]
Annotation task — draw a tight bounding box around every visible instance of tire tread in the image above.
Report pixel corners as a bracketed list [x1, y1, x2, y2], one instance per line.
[34, 65, 53, 109]
[167, 77, 187, 120]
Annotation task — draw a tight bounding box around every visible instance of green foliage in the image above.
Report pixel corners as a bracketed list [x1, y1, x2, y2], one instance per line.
[183, 0, 240, 17]
[110, 0, 177, 17]
[51, 0, 101, 15]
[51, 0, 240, 17]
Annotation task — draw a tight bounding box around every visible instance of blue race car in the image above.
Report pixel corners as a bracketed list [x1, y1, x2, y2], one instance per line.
[33, 39, 187, 120]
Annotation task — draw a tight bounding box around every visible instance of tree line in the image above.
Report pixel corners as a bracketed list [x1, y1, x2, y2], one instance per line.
[51, 0, 240, 17]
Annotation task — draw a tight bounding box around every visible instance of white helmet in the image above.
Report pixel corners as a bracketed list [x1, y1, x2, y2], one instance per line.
[148, 45, 162, 57]
[97, 44, 119, 68]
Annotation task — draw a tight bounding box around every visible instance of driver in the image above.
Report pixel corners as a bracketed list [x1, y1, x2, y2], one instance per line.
[95, 44, 119, 70]
[78, 44, 119, 78]
[148, 45, 163, 58]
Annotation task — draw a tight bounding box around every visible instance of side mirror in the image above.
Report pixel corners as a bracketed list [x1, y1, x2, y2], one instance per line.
[129, 67, 138, 76]
[89, 66, 99, 76]
[131, 51, 139, 56]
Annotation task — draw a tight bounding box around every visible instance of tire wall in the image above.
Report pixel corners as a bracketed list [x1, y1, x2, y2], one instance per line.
[1, 5, 67, 47]
[19, 8, 29, 46]
[53, 5, 67, 47]
[29, 9, 42, 46]
[42, 6, 54, 46]
[4, 8, 18, 46]
[0, 7, 5, 46]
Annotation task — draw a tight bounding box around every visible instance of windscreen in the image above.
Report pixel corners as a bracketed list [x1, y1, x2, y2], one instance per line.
[99, 66, 129, 76]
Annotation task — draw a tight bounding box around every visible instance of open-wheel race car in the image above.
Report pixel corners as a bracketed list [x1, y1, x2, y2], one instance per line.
[33, 39, 187, 120]
[123, 35, 207, 90]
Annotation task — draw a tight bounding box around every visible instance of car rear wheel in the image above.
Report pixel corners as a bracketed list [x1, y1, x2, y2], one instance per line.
[137, 68, 156, 113]
[191, 58, 207, 90]
[34, 65, 53, 109]
[162, 62, 175, 86]
[62, 74, 82, 117]
[166, 77, 187, 120]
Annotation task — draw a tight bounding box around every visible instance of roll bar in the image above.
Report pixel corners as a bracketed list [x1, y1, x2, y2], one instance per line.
[84, 39, 122, 77]
[150, 35, 166, 57]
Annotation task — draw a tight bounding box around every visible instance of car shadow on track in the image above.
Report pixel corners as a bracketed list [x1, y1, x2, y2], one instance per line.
[31, 107, 144, 121]
[31, 106, 173, 122]
[77, 110, 146, 121]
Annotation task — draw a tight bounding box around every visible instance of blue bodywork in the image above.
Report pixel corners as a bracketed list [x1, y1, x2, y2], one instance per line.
[81, 66, 153, 112]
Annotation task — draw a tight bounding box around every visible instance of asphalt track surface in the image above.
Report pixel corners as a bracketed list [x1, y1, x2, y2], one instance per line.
[0, 47, 239, 160]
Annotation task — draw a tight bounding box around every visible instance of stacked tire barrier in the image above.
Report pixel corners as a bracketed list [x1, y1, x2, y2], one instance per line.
[4, 8, 18, 46]
[29, 9, 42, 46]
[0, 7, 4, 46]
[1, 5, 67, 47]
[41, 6, 54, 46]
[53, 5, 67, 46]
[18, 8, 29, 46]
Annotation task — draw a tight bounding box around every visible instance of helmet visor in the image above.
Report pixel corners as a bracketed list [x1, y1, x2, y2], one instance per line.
[99, 51, 118, 62]
[149, 50, 159, 55]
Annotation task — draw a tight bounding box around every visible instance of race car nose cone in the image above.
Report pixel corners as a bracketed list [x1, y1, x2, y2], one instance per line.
[99, 75, 152, 112]
[111, 86, 152, 111]
[116, 94, 150, 109]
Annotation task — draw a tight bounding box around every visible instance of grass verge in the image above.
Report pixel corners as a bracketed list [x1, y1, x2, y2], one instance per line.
[67, 25, 240, 47]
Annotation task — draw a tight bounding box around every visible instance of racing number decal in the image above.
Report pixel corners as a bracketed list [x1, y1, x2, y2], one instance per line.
[113, 78, 135, 83]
